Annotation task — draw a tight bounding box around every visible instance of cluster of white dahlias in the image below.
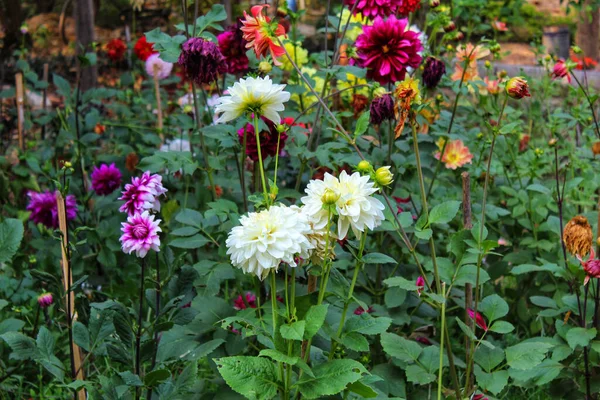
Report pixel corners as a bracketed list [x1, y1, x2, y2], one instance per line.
[225, 171, 385, 279]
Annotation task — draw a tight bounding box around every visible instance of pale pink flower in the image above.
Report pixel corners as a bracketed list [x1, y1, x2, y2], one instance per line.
[145, 53, 173, 80]
[120, 211, 162, 258]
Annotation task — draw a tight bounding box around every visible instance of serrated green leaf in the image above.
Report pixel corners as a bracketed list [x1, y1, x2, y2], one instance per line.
[296, 359, 367, 399]
[380, 332, 422, 362]
[0, 218, 24, 263]
[428, 200, 461, 225]
[216, 356, 279, 400]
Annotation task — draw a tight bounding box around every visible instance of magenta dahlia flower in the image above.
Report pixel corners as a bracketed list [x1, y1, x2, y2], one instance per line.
[345, 0, 402, 20]
[218, 22, 250, 75]
[120, 211, 162, 258]
[178, 37, 227, 85]
[27, 190, 78, 229]
[37, 292, 54, 308]
[118, 171, 167, 216]
[91, 163, 122, 196]
[238, 117, 288, 162]
[233, 292, 257, 310]
[356, 16, 423, 85]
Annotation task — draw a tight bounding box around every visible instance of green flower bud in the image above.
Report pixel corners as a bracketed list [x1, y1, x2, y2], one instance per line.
[375, 166, 393, 187]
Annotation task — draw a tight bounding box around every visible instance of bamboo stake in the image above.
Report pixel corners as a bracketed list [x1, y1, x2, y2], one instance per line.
[15, 72, 25, 150]
[56, 192, 86, 400]
[153, 64, 163, 131]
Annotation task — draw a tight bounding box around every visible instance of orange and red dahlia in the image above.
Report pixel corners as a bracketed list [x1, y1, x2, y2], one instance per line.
[240, 5, 286, 66]
[356, 16, 422, 85]
[571, 55, 598, 70]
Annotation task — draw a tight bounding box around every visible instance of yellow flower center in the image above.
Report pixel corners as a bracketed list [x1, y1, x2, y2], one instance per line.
[382, 45, 390, 53]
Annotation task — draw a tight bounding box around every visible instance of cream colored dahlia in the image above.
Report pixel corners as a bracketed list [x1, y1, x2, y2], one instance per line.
[226, 205, 314, 280]
[214, 76, 290, 124]
[300, 172, 341, 229]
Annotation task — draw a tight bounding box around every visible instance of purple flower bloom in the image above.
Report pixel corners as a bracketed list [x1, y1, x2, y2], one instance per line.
[178, 37, 227, 85]
[38, 293, 54, 308]
[369, 94, 395, 125]
[422, 57, 446, 88]
[91, 163, 122, 196]
[118, 172, 167, 216]
[218, 22, 250, 75]
[27, 190, 78, 229]
[120, 211, 162, 258]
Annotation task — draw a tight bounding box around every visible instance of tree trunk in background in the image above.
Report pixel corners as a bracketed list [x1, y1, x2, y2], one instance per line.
[74, 0, 97, 92]
[0, 0, 24, 60]
[224, 0, 232, 26]
[576, 1, 600, 61]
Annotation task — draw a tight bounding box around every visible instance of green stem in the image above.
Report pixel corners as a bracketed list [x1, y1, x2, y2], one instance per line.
[571, 71, 600, 140]
[190, 82, 218, 200]
[270, 272, 278, 340]
[253, 115, 270, 205]
[329, 231, 367, 360]
[437, 283, 446, 400]
[317, 210, 334, 305]
[274, 130, 282, 188]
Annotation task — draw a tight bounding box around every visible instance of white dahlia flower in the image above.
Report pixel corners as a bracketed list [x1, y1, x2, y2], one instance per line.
[300, 172, 341, 229]
[226, 205, 314, 280]
[214, 76, 290, 125]
[337, 170, 385, 239]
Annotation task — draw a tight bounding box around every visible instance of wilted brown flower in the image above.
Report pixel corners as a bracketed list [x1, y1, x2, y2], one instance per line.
[125, 152, 139, 172]
[592, 142, 600, 156]
[563, 215, 593, 257]
[94, 123, 106, 135]
[519, 134, 530, 152]
[351, 94, 369, 118]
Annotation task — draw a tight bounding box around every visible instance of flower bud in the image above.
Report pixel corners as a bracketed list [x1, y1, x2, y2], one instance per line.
[183, 104, 194, 114]
[373, 87, 387, 98]
[534, 148, 543, 156]
[375, 166, 394, 187]
[444, 21, 456, 32]
[446, 44, 453, 51]
[499, 70, 507, 78]
[322, 188, 340, 205]
[276, 124, 287, 133]
[490, 43, 501, 53]
[429, 0, 440, 8]
[564, 216, 593, 257]
[453, 32, 465, 41]
[64, 161, 72, 168]
[258, 61, 272, 74]
[548, 138, 558, 147]
[37, 293, 54, 308]
[505, 77, 530, 99]
[485, 60, 491, 69]
[592, 142, 600, 156]
[572, 45, 583, 55]
[357, 160, 372, 173]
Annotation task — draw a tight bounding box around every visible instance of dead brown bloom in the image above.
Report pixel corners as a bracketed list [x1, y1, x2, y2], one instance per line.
[563, 215, 593, 257]
[125, 152, 139, 172]
[592, 142, 600, 156]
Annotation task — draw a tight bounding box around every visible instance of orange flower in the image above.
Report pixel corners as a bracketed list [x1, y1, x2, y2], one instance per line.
[435, 139, 473, 170]
[483, 77, 500, 95]
[451, 43, 490, 81]
[241, 5, 287, 66]
[571, 55, 598, 71]
[94, 123, 106, 135]
[491, 20, 508, 32]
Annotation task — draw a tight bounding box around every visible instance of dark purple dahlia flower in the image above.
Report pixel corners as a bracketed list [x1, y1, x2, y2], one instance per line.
[178, 37, 227, 85]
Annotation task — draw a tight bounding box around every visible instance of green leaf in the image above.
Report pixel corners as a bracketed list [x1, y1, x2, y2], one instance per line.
[341, 332, 370, 352]
[380, 332, 422, 362]
[354, 111, 370, 137]
[384, 276, 419, 291]
[362, 253, 396, 264]
[303, 304, 328, 340]
[119, 371, 143, 387]
[489, 321, 515, 334]
[216, 356, 279, 400]
[344, 314, 392, 335]
[526, 183, 550, 194]
[144, 369, 171, 387]
[0, 318, 25, 335]
[73, 322, 90, 352]
[566, 327, 597, 350]
[36, 326, 54, 359]
[505, 342, 553, 370]
[530, 296, 558, 309]
[0, 218, 24, 263]
[474, 367, 509, 395]
[0, 332, 37, 360]
[169, 234, 210, 249]
[428, 200, 461, 225]
[296, 359, 368, 399]
[474, 345, 505, 373]
[405, 364, 435, 385]
[347, 380, 378, 398]
[280, 321, 305, 341]
[455, 317, 476, 340]
[480, 294, 509, 323]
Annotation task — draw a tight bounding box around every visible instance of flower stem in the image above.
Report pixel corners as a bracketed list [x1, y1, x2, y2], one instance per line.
[190, 83, 218, 200]
[329, 230, 367, 360]
[253, 114, 270, 205]
[270, 271, 278, 341]
[135, 257, 145, 400]
[317, 209, 334, 305]
[571, 71, 600, 140]
[274, 130, 282, 188]
[438, 282, 446, 400]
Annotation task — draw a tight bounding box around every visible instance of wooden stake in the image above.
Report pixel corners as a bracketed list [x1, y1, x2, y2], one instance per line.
[153, 64, 163, 131]
[15, 72, 25, 150]
[41, 64, 49, 140]
[56, 192, 86, 400]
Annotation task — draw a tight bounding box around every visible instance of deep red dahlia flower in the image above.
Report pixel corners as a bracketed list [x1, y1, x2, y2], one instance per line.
[398, 0, 422, 16]
[178, 38, 227, 85]
[134, 36, 156, 61]
[106, 38, 127, 62]
[356, 16, 422, 85]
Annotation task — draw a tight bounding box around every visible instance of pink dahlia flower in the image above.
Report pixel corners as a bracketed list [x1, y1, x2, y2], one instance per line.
[120, 211, 162, 258]
[119, 172, 167, 216]
[344, 0, 402, 20]
[218, 22, 250, 75]
[91, 163, 122, 196]
[416, 276, 425, 296]
[577, 248, 600, 285]
[467, 308, 488, 331]
[233, 292, 258, 310]
[27, 190, 78, 229]
[37, 292, 54, 308]
[551, 59, 571, 83]
[356, 16, 422, 85]
[145, 53, 173, 80]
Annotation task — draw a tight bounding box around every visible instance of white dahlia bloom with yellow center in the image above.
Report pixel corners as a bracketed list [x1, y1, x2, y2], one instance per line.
[226, 205, 314, 280]
[214, 75, 290, 124]
[300, 172, 341, 229]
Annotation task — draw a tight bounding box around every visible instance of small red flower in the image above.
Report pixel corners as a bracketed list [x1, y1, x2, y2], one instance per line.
[416, 276, 425, 296]
[467, 308, 488, 331]
[134, 36, 156, 61]
[240, 5, 287, 66]
[354, 306, 374, 315]
[414, 336, 432, 345]
[106, 38, 126, 62]
[233, 292, 257, 310]
[551, 59, 571, 83]
[571, 55, 598, 71]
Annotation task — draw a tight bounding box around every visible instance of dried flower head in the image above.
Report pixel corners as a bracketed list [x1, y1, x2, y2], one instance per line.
[393, 76, 421, 138]
[422, 57, 446, 88]
[369, 94, 395, 125]
[563, 215, 593, 257]
[178, 37, 226, 85]
[506, 77, 530, 99]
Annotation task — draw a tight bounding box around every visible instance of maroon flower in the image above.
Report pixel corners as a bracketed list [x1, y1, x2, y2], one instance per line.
[423, 57, 446, 88]
[467, 309, 488, 331]
[134, 36, 156, 61]
[238, 117, 289, 162]
[398, 0, 422, 15]
[234, 292, 258, 310]
[91, 163, 122, 196]
[354, 305, 375, 315]
[472, 395, 488, 400]
[218, 22, 250, 75]
[27, 190, 78, 229]
[106, 38, 126, 62]
[369, 94, 395, 125]
[356, 16, 422, 85]
[178, 38, 227, 85]
[414, 336, 432, 345]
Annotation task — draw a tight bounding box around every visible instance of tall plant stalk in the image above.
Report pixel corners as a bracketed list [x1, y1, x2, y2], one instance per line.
[135, 257, 146, 400]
